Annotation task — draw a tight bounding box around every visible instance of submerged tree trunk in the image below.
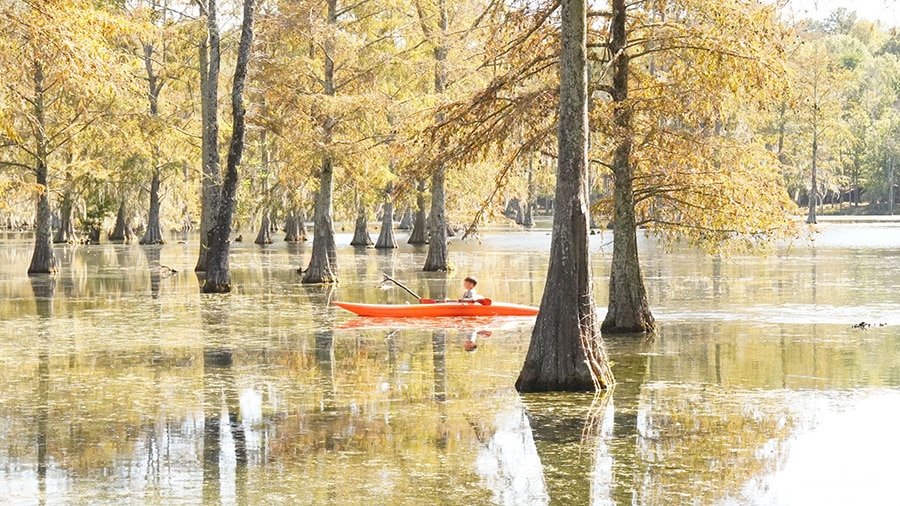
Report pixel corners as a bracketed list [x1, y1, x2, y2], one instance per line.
[28, 61, 57, 275]
[350, 207, 373, 246]
[108, 200, 133, 242]
[140, 169, 165, 245]
[196, 0, 222, 272]
[375, 184, 397, 249]
[398, 208, 413, 230]
[302, 0, 339, 283]
[303, 157, 338, 282]
[408, 180, 428, 244]
[424, 166, 448, 271]
[202, 0, 255, 293]
[516, 0, 613, 392]
[140, 38, 166, 247]
[601, 0, 655, 334]
[53, 191, 76, 244]
[423, 0, 450, 271]
[254, 213, 272, 244]
[284, 209, 308, 242]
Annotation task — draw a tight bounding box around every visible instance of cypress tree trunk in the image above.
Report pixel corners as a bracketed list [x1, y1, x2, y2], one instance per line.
[196, 0, 222, 272]
[516, 0, 613, 392]
[523, 156, 535, 227]
[302, 0, 339, 283]
[254, 213, 272, 244]
[202, 0, 255, 293]
[284, 209, 308, 242]
[806, 129, 818, 224]
[375, 184, 397, 249]
[398, 208, 412, 230]
[284, 212, 296, 240]
[296, 209, 309, 240]
[28, 61, 57, 275]
[601, 0, 655, 334]
[408, 180, 428, 244]
[423, 0, 449, 271]
[108, 200, 133, 242]
[303, 157, 338, 282]
[140, 169, 165, 245]
[350, 207, 373, 246]
[53, 191, 76, 244]
[423, 166, 448, 271]
[140, 40, 166, 247]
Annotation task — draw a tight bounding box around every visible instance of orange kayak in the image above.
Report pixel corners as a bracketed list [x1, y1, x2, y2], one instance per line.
[332, 301, 539, 317]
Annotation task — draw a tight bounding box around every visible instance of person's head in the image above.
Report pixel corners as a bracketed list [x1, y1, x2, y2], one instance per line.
[464, 276, 477, 289]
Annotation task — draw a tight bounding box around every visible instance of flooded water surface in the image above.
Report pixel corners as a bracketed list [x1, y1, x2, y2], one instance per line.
[1, 222, 899, 505]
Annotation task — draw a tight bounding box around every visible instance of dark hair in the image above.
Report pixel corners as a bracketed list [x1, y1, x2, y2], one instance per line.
[464, 276, 477, 286]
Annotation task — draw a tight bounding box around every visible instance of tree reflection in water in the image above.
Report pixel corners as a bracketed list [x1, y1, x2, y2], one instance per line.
[30, 275, 56, 506]
[201, 298, 248, 504]
[470, 390, 615, 505]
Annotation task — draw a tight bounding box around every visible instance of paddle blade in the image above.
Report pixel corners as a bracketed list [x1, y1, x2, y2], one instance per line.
[476, 298, 492, 306]
[419, 298, 437, 304]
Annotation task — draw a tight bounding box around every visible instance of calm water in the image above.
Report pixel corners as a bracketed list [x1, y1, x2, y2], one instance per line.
[1, 222, 899, 505]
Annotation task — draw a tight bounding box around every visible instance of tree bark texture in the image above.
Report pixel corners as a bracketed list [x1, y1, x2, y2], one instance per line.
[350, 207, 373, 246]
[196, 0, 222, 272]
[202, 0, 255, 293]
[108, 200, 133, 242]
[515, 199, 525, 225]
[303, 0, 340, 283]
[254, 213, 272, 244]
[515, 0, 614, 392]
[284, 209, 308, 242]
[601, 0, 656, 334]
[53, 191, 76, 244]
[398, 208, 412, 230]
[139, 168, 165, 245]
[28, 61, 57, 275]
[140, 41, 166, 246]
[375, 184, 397, 249]
[408, 180, 428, 244]
[523, 156, 535, 227]
[423, 166, 449, 271]
[303, 157, 338, 283]
[423, 0, 449, 271]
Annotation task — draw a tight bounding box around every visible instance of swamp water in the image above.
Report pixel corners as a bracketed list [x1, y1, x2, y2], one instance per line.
[1, 222, 899, 505]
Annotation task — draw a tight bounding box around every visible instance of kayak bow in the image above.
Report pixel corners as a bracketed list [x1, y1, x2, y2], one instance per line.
[332, 300, 538, 317]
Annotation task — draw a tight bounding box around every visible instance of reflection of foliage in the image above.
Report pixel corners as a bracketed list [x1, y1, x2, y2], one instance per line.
[633, 385, 795, 505]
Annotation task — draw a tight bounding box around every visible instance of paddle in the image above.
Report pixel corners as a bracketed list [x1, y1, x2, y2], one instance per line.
[381, 273, 492, 305]
[382, 273, 430, 303]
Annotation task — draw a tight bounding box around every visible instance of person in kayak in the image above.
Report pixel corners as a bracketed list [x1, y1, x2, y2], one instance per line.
[460, 276, 481, 302]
